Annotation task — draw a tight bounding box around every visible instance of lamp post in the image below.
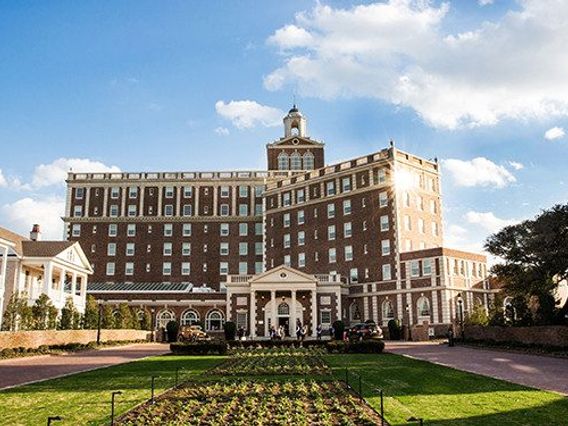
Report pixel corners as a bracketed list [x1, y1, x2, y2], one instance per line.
[408, 416, 424, 426]
[457, 298, 464, 341]
[404, 304, 410, 341]
[150, 308, 156, 342]
[96, 301, 103, 345]
[110, 391, 122, 425]
[47, 416, 62, 425]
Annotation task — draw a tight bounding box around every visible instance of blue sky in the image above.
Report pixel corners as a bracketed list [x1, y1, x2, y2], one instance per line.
[0, 0, 566, 255]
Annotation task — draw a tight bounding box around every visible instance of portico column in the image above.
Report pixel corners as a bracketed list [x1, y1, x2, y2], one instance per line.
[311, 289, 317, 337]
[0, 246, 9, 329]
[270, 290, 277, 331]
[59, 268, 66, 304]
[249, 290, 256, 338]
[71, 272, 77, 297]
[43, 262, 53, 293]
[290, 290, 297, 336]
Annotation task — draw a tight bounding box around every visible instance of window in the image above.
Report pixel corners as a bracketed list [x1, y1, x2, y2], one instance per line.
[128, 187, 137, 199]
[417, 297, 431, 317]
[290, 152, 302, 170]
[278, 153, 289, 170]
[239, 204, 248, 216]
[297, 210, 305, 225]
[320, 310, 331, 325]
[110, 187, 119, 199]
[238, 223, 248, 236]
[238, 262, 248, 274]
[303, 152, 314, 170]
[410, 261, 420, 277]
[255, 204, 263, 215]
[329, 248, 336, 263]
[125, 262, 134, 276]
[107, 243, 116, 256]
[430, 200, 437, 214]
[296, 189, 305, 203]
[219, 262, 229, 274]
[423, 258, 432, 275]
[327, 203, 335, 218]
[382, 300, 395, 321]
[278, 303, 290, 315]
[163, 243, 172, 256]
[416, 195, 424, 211]
[162, 262, 172, 275]
[182, 205, 192, 216]
[298, 231, 305, 246]
[183, 224, 192, 236]
[236, 312, 248, 330]
[106, 262, 115, 276]
[73, 205, 83, 217]
[284, 255, 291, 267]
[282, 193, 291, 207]
[255, 186, 264, 197]
[220, 242, 229, 255]
[298, 252, 306, 267]
[350, 268, 358, 282]
[343, 199, 351, 215]
[164, 205, 174, 216]
[183, 186, 192, 198]
[342, 177, 351, 192]
[345, 245, 353, 261]
[283, 213, 291, 227]
[404, 215, 412, 231]
[255, 242, 263, 255]
[328, 225, 336, 241]
[220, 223, 229, 236]
[220, 204, 229, 216]
[126, 243, 135, 256]
[283, 234, 291, 248]
[164, 224, 173, 236]
[127, 224, 136, 236]
[377, 168, 387, 184]
[165, 186, 174, 198]
[182, 242, 191, 256]
[380, 215, 389, 231]
[75, 187, 84, 199]
[382, 264, 392, 280]
[181, 310, 199, 326]
[418, 219, 425, 234]
[239, 186, 248, 198]
[71, 224, 81, 237]
[344, 222, 352, 238]
[379, 192, 388, 207]
[108, 224, 117, 237]
[404, 192, 411, 207]
[326, 181, 335, 196]
[381, 240, 391, 256]
[181, 262, 191, 275]
[109, 205, 119, 217]
[431, 222, 439, 236]
[220, 186, 230, 198]
[239, 242, 248, 256]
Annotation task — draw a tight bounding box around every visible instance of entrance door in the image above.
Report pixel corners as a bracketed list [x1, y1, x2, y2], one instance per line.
[278, 317, 290, 337]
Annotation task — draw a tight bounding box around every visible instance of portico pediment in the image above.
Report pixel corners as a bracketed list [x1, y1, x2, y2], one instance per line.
[249, 265, 317, 285]
[268, 136, 323, 148]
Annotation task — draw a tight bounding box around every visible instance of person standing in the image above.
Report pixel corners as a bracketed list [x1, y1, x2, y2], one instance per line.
[296, 319, 302, 341]
[316, 324, 322, 340]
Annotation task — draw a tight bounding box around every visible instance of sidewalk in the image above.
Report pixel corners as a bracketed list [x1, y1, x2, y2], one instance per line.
[386, 341, 568, 395]
[0, 343, 170, 390]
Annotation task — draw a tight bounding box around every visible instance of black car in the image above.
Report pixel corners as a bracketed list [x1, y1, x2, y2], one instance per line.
[349, 322, 383, 340]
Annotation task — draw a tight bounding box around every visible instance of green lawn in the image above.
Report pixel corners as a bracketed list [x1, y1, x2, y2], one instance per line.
[325, 353, 568, 426]
[0, 355, 224, 425]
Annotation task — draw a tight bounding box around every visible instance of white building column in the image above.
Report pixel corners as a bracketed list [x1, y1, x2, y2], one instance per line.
[290, 290, 297, 336]
[139, 186, 145, 216]
[71, 272, 78, 297]
[59, 268, 66, 305]
[249, 290, 256, 338]
[0, 246, 9, 329]
[157, 186, 163, 216]
[311, 289, 317, 337]
[270, 290, 277, 331]
[43, 262, 53, 293]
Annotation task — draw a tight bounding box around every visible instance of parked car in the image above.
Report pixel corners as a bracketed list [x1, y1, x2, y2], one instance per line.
[349, 322, 383, 341]
[178, 325, 210, 342]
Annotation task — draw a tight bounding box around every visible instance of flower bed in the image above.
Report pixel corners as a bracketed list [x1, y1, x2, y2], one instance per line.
[117, 380, 383, 426]
[227, 339, 327, 349]
[170, 341, 228, 355]
[211, 347, 330, 376]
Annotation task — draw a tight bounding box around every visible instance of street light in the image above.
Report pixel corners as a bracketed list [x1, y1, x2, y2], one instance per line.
[47, 416, 62, 425]
[408, 416, 424, 426]
[150, 308, 156, 342]
[110, 391, 123, 425]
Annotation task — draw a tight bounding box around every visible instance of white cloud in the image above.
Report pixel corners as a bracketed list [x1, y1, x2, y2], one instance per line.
[0, 169, 6, 187]
[478, 0, 494, 6]
[215, 100, 285, 129]
[465, 211, 517, 233]
[265, 1, 568, 129]
[508, 161, 524, 170]
[544, 126, 565, 140]
[32, 158, 120, 188]
[442, 157, 516, 188]
[1, 196, 66, 240]
[214, 126, 230, 136]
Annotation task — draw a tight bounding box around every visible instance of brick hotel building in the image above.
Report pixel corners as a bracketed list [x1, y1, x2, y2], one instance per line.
[64, 106, 495, 337]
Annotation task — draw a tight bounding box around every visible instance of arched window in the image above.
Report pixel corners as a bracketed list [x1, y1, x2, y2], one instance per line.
[417, 297, 431, 318]
[278, 153, 289, 170]
[349, 302, 361, 322]
[290, 152, 302, 170]
[277, 303, 290, 316]
[303, 152, 314, 170]
[181, 309, 200, 326]
[382, 300, 395, 320]
[156, 310, 175, 329]
[136, 310, 147, 329]
[205, 310, 224, 331]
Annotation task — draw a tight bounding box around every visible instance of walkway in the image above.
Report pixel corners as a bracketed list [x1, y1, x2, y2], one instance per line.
[0, 343, 170, 390]
[386, 341, 568, 395]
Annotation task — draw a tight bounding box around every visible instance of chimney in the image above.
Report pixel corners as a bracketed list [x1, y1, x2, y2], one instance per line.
[30, 224, 41, 241]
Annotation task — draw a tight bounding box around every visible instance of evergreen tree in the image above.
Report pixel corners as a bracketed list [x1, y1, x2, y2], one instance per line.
[32, 294, 56, 330]
[1, 294, 31, 331]
[59, 297, 78, 330]
[116, 303, 135, 329]
[101, 304, 116, 329]
[83, 295, 99, 329]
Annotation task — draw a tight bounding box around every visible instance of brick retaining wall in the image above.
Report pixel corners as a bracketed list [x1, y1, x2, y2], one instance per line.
[0, 329, 151, 350]
[464, 325, 568, 348]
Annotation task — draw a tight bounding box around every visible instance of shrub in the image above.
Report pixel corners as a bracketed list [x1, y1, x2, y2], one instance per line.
[0, 348, 15, 358]
[166, 321, 180, 342]
[387, 319, 401, 340]
[325, 340, 385, 354]
[224, 321, 237, 341]
[170, 341, 228, 355]
[332, 320, 345, 340]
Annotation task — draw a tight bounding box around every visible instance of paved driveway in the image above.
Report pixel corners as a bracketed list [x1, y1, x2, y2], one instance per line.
[386, 341, 568, 395]
[0, 343, 170, 390]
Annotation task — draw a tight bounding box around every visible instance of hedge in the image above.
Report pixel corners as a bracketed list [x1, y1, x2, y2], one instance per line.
[170, 341, 228, 355]
[326, 339, 385, 354]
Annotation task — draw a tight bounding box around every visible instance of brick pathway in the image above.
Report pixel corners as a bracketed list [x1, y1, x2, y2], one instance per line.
[386, 341, 568, 395]
[0, 343, 170, 390]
